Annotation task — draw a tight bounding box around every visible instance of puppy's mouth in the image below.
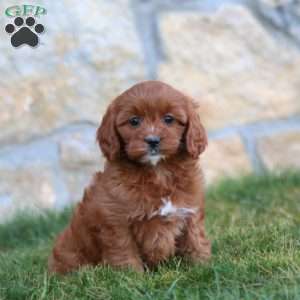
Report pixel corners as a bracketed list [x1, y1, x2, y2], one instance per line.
[149, 147, 159, 156]
[140, 153, 165, 166]
[125, 138, 171, 166]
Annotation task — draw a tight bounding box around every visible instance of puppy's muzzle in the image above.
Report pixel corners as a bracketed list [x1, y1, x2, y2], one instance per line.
[144, 135, 160, 155]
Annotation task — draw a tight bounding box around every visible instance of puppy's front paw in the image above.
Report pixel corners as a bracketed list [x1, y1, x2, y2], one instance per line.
[189, 251, 211, 264]
[114, 257, 144, 273]
[130, 260, 145, 273]
[186, 239, 211, 264]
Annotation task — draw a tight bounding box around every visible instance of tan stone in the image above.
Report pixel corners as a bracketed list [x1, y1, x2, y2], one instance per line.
[59, 129, 105, 203]
[201, 135, 252, 184]
[0, 165, 58, 224]
[158, 5, 300, 130]
[59, 130, 104, 167]
[0, 0, 145, 145]
[61, 167, 98, 205]
[258, 130, 300, 170]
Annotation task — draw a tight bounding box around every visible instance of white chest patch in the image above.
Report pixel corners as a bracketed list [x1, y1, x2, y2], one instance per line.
[149, 197, 198, 219]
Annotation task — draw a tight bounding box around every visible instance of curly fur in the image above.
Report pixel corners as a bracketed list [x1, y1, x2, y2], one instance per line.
[48, 81, 211, 274]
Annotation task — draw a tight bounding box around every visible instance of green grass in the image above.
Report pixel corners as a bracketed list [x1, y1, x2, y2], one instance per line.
[0, 171, 300, 300]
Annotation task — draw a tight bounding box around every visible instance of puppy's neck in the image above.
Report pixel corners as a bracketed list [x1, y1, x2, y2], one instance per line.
[109, 154, 199, 179]
[102, 155, 202, 204]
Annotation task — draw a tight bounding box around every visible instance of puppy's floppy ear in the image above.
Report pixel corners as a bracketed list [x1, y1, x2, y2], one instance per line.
[96, 104, 120, 161]
[185, 101, 208, 159]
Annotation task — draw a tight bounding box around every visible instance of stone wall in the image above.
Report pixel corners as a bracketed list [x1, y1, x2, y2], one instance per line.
[0, 0, 299, 222]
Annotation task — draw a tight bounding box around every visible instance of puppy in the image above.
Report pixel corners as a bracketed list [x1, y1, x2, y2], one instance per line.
[48, 80, 211, 274]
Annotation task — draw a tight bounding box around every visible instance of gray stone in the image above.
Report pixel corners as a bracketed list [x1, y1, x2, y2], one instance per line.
[253, 0, 300, 43]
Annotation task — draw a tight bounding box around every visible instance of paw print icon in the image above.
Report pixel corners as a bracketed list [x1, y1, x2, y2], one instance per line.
[5, 17, 45, 47]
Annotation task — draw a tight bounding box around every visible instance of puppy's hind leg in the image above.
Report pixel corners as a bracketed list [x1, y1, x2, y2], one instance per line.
[48, 228, 86, 275]
[176, 211, 211, 263]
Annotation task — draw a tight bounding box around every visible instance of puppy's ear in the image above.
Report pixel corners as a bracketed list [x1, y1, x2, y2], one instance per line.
[185, 101, 207, 159]
[96, 104, 120, 161]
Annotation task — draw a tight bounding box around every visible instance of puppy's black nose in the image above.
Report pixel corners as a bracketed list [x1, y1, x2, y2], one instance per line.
[144, 135, 160, 148]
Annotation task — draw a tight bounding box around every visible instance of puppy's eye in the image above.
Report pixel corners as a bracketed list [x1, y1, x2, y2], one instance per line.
[129, 116, 142, 127]
[163, 114, 175, 125]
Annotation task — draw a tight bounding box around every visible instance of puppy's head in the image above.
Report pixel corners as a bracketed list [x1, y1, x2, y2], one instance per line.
[97, 81, 207, 165]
